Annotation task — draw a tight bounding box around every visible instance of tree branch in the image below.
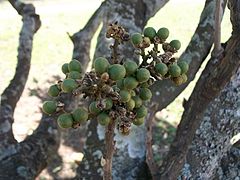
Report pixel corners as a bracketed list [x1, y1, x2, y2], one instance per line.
[142, 0, 169, 18]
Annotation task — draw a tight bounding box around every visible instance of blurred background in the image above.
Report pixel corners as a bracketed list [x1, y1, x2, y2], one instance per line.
[0, 0, 231, 179]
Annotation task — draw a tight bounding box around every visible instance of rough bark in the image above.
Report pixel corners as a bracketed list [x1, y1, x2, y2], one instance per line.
[158, 0, 240, 179]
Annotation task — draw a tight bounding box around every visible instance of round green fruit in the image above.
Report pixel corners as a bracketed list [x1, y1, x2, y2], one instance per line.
[123, 76, 139, 90]
[157, 27, 169, 40]
[155, 63, 168, 76]
[169, 64, 181, 77]
[126, 98, 135, 111]
[72, 107, 88, 123]
[68, 71, 81, 79]
[132, 96, 143, 108]
[42, 101, 57, 115]
[94, 57, 110, 74]
[136, 68, 150, 83]
[140, 82, 149, 88]
[178, 61, 189, 74]
[143, 27, 156, 40]
[139, 88, 152, 101]
[68, 59, 82, 73]
[89, 101, 101, 115]
[62, 63, 69, 74]
[97, 112, 111, 126]
[57, 113, 73, 129]
[108, 64, 126, 81]
[172, 76, 183, 86]
[104, 98, 113, 110]
[119, 90, 131, 103]
[124, 60, 138, 75]
[135, 105, 147, 118]
[61, 79, 78, 93]
[170, 40, 181, 50]
[131, 33, 143, 45]
[133, 117, 145, 126]
[116, 79, 124, 90]
[48, 84, 60, 97]
[181, 74, 188, 83]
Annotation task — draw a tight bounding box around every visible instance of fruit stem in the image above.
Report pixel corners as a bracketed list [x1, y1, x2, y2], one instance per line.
[112, 39, 120, 64]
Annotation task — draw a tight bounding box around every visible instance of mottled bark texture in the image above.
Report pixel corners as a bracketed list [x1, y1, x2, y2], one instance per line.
[158, 0, 240, 179]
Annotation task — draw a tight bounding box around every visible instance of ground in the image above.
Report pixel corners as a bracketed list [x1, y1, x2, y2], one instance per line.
[0, 0, 231, 179]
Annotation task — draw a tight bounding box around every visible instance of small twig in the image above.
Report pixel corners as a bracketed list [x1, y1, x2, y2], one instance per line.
[111, 39, 120, 64]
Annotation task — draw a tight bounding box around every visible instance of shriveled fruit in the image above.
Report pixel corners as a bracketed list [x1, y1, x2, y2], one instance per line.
[68, 71, 81, 79]
[132, 96, 142, 108]
[48, 84, 60, 97]
[101, 72, 109, 82]
[94, 57, 110, 74]
[126, 98, 135, 110]
[72, 107, 88, 123]
[108, 64, 126, 81]
[89, 101, 101, 115]
[42, 101, 57, 115]
[104, 98, 113, 110]
[169, 64, 181, 77]
[155, 63, 168, 76]
[123, 76, 138, 90]
[133, 117, 145, 126]
[135, 105, 147, 118]
[68, 59, 82, 73]
[172, 76, 183, 86]
[143, 27, 156, 40]
[181, 74, 188, 83]
[124, 60, 138, 75]
[136, 68, 150, 83]
[57, 113, 73, 128]
[61, 79, 78, 92]
[170, 40, 181, 50]
[157, 27, 169, 40]
[178, 61, 189, 74]
[131, 33, 143, 45]
[139, 88, 152, 101]
[116, 79, 124, 90]
[61, 63, 69, 74]
[119, 90, 131, 103]
[97, 112, 111, 126]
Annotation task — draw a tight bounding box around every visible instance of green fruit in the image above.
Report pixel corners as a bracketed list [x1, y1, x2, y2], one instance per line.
[116, 79, 124, 90]
[135, 105, 147, 118]
[123, 76, 139, 90]
[131, 33, 143, 45]
[155, 63, 168, 76]
[97, 112, 111, 126]
[57, 113, 73, 129]
[139, 88, 152, 101]
[133, 117, 145, 126]
[61, 79, 78, 92]
[140, 82, 149, 88]
[130, 90, 136, 97]
[126, 98, 135, 110]
[143, 27, 156, 40]
[124, 60, 138, 75]
[104, 98, 113, 110]
[72, 108, 88, 123]
[170, 40, 181, 50]
[108, 64, 126, 81]
[94, 57, 110, 74]
[62, 63, 69, 74]
[68, 59, 82, 73]
[119, 90, 131, 103]
[48, 84, 60, 97]
[42, 101, 57, 115]
[157, 27, 169, 40]
[172, 76, 183, 86]
[68, 71, 81, 79]
[181, 74, 188, 83]
[178, 61, 189, 74]
[132, 96, 143, 108]
[169, 64, 181, 77]
[136, 68, 150, 83]
[89, 101, 101, 115]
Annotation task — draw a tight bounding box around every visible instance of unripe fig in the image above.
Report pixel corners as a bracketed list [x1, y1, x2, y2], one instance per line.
[172, 76, 183, 86]
[94, 57, 110, 74]
[97, 112, 111, 126]
[170, 40, 181, 50]
[126, 98, 135, 110]
[178, 61, 189, 74]
[119, 90, 131, 103]
[68, 59, 82, 73]
[68, 71, 81, 79]
[62, 63, 69, 74]
[116, 79, 124, 90]
[131, 33, 143, 45]
[108, 64, 126, 81]
[57, 113, 73, 129]
[169, 64, 181, 77]
[61, 79, 78, 92]
[140, 82, 149, 88]
[124, 60, 138, 75]
[72, 107, 88, 123]
[48, 84, 60, 97]
[157, 27, 169, 40]
[104, 98, 113, 110]
[155, 63, 168, 76]
[123, 76, 139, 90]
[181, 74, 188, 83]
[136, 68, 150, 83]
[135, 105, 147, 118]
[143, 27, 156, 40]
[89, 101, 101, 115]
[139, 88, 152, 101]
[132, 96, 143, 108]
[133, 117, 145, 126]
[42, 101, 57, 115]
